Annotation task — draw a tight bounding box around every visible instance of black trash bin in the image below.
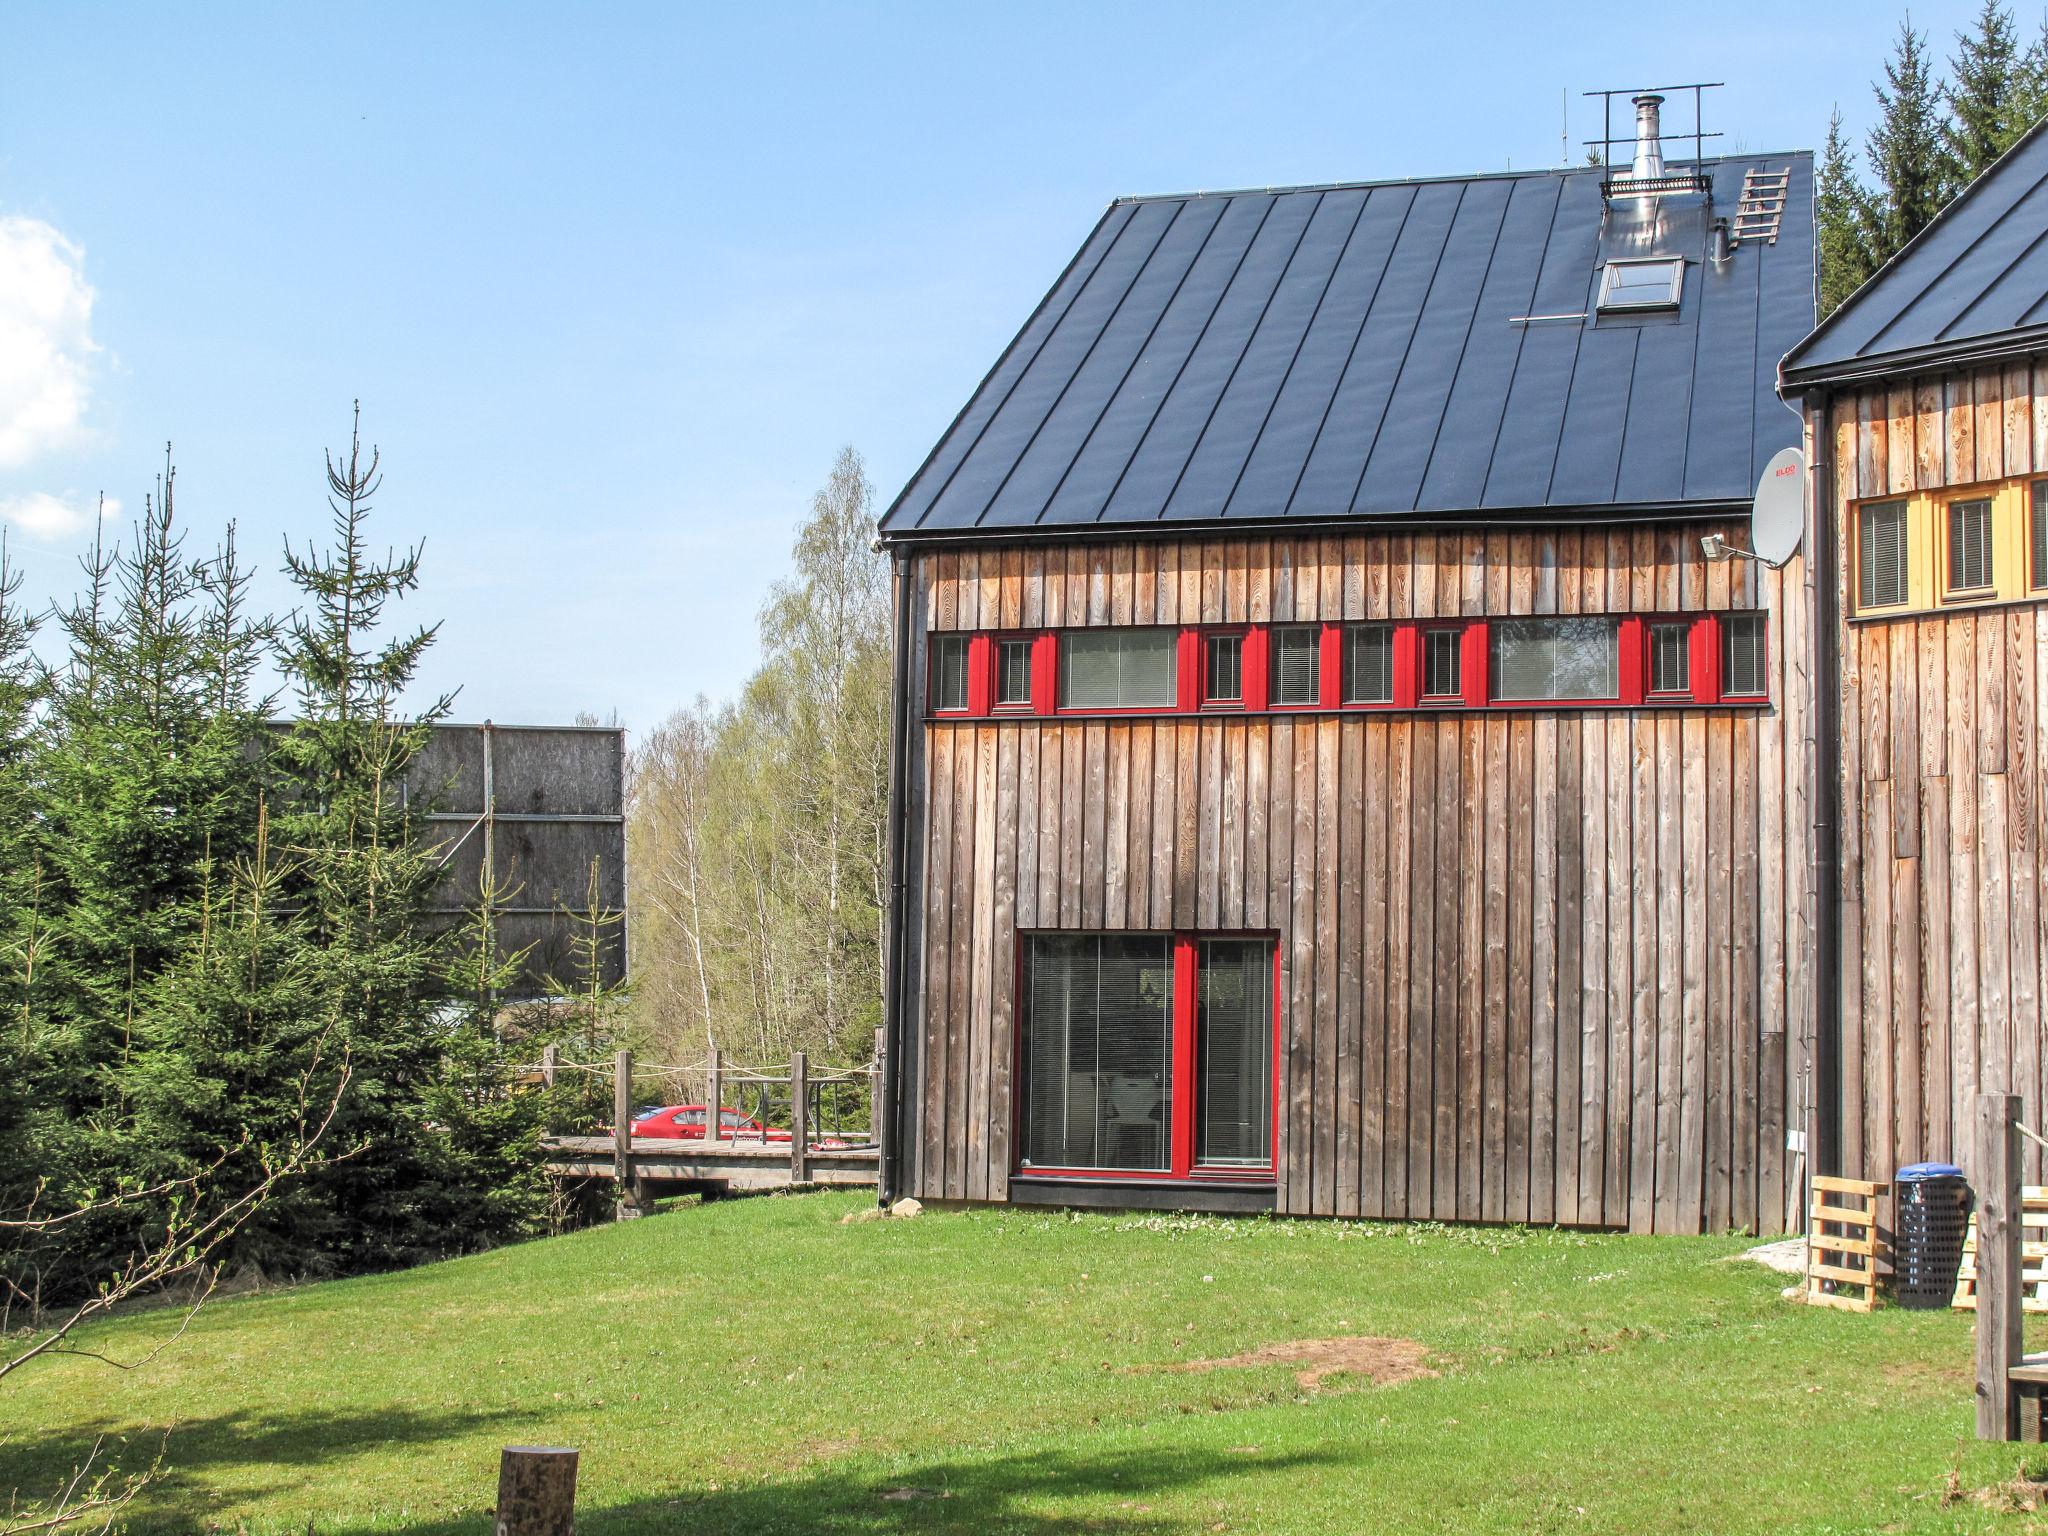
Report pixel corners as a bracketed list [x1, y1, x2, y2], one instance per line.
[1893, 1161, 1972, 1309]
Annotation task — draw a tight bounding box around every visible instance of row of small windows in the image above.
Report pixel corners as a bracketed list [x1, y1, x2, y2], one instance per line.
[1856, 477, 2048, 616]
[928, 613, 1768, 717]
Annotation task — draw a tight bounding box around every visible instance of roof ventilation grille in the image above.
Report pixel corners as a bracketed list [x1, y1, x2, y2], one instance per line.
[1586, 84, 1720, 202]
[1731, 166, 1791, 244]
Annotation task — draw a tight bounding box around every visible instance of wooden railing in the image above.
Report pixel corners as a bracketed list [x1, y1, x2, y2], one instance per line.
[528, 1039, 881, 1197]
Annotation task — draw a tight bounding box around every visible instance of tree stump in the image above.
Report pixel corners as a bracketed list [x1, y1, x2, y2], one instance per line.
[496, 1446, 578, 1536]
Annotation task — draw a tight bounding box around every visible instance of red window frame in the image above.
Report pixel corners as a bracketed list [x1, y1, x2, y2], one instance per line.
[925, 612, 1768, 717]
[988, 633, 1038, 713]
[1045, 627, 1191, 717]
[1012, 931, 1281, 1184]
[927, 632, 975, 716]
[1198, 626, 1262, 711]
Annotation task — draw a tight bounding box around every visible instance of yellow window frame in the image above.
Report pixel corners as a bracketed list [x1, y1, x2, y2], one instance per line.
[1850, 476, 2036, 618]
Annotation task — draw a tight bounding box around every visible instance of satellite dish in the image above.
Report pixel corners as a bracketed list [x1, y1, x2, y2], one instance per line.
[1751, 446, 1807, 567]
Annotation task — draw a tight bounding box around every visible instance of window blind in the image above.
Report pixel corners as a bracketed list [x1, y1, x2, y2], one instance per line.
[1342, 624, 1394, 703]
[1859, 500, 1908, 608]
[1948, 498, 1993, 591]
[2035, 481, 2048, 590]
[1059, 630, 1177, 708]
[1722, 613, 1766, 696]
[931, 634, 970, 711]
[1021, 935, 1174, 1172]
[1650, 623, 1689, 695]
[1489, 617, 1618, 701]
[1268, 626, 1320, 706]
[1423, 629, 1462, 698]
[1204, 634, 1242, 702]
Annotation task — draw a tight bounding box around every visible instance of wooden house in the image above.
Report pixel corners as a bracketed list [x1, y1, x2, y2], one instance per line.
[875, 99, 1820, 1232]
[1780, 120, 2048, 1188]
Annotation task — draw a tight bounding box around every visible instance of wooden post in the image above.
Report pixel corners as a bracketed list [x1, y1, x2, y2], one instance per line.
[614, 1049, 639, 1221]
[705, 1047, 723, 1147]
[874, 1025, 887, 1146]
[790, 1050, 810, 1185]
[495, 1446, 577, 1535]
[540, 1043, 558, 1090]
[1978, 1092, 2024, 1441]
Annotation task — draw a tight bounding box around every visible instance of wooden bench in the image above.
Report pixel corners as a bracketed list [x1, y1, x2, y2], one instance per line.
[2011, 1362, 2048, 1444]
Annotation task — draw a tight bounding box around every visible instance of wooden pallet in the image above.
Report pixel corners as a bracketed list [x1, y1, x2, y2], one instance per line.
[1953, 1187, 2048, 1311]
[1808, 1176, 1891, 1312]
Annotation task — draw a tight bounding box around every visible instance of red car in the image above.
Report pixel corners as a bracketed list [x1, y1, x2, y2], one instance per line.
[624, 1104, 857, 1150]
[630, 1104, 785, 1141]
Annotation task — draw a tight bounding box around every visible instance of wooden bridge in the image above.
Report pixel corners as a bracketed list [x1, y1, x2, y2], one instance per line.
[537, 1046, 881, 1213]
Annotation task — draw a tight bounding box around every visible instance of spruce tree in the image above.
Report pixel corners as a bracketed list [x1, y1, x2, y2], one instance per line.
[269, 406, 540, 1266]
[1864, 16, 1950, 264]
[1946, 0, 2030, 184]
[0, 538, 51, 1227]
[1819, 108, 1878, 319]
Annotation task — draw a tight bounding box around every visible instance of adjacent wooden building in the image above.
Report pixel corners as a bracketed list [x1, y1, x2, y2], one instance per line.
[877, 102, 1821, 1232]
[1781, 119, 2048, 1188]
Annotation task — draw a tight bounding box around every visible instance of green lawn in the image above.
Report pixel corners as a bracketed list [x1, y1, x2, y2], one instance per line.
[4, 1190, 2046, 1534]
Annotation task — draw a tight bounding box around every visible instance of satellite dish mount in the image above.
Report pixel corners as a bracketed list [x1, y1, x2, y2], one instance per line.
[1703, 447, 1807, 570]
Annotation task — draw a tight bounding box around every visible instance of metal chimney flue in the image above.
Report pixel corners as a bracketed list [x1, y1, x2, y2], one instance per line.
[1631, 93, 1667, 180]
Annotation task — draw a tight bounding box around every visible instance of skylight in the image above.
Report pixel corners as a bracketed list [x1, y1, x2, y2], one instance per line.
[1598, 258, 1684, 312]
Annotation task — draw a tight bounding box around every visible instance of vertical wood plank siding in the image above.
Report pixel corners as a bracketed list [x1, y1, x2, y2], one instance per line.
[907, 525, 1817, 1232]
[1832, 365, 2048, 1182]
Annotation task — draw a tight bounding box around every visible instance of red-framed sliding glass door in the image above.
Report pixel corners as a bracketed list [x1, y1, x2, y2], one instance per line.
[1017, 932, 1278, 1181]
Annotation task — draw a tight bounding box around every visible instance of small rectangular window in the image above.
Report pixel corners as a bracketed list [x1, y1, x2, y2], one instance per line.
[1268, 626, 1321, 707]
[1203, 634, 1243, 705]
[995, 638, 1033, 707]
[1489, 617, 1619, 701]
[1859, 500, 1909, 609]
[931, 634, 970, 712]
[1722, 614, 1767, 697]
[2033, 481, 2048, 590]
[1649, 622, 1691, 696]
[1058, 629, 1178, 710]
[1341, 623, 1394, 703]
[1948, 496, 1994, 593]
[1598, 258, 1683, 312]
[1423, 629, 1463, 700]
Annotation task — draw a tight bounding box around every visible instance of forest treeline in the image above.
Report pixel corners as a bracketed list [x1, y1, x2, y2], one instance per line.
[1819, 1, 2048, 315]
[626, 447, 891, 1069]
[0, 415, 613, 1307]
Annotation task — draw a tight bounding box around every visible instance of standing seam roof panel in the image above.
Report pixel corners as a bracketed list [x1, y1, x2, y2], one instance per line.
[1225, 184, 1414, 518]
[1549, 326, 1642, 505]
[1287, 181, 1467, 517]
[1357, 176, 1517, 514]
[1037, 196, 1276, 527]
[1927, 174, 2048, 340]
[1478, 175, 1606, 508]
[891, 201, 1137, 531]
[974, 198, 1230, 527]
[1099, 194, 1322, 523]
[1161, 188, 1367, 521]
[1415, 175, 1562, 511]
[919, 199, 1183, 529]
[1680, 161, 1765, 500]
[1750, 155, 1816, 485]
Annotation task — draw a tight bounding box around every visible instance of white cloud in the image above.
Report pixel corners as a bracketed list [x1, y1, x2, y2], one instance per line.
[0, 490, 117, 544]
[0, 215, 99, 470]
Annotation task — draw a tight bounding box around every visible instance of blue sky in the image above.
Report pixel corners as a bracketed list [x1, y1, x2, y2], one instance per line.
[0, 1, 1984, 735]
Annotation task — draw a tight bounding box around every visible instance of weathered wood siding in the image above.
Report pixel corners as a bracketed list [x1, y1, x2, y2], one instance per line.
[899, 527, 1819, 1232]
[1830, 363, 2048, 1181]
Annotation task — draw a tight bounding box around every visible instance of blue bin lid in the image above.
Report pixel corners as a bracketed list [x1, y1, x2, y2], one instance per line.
[1897, 1161, 1966, 1180]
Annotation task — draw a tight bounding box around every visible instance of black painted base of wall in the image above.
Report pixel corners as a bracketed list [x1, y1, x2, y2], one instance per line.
[1003, 1177, 1277, 1215]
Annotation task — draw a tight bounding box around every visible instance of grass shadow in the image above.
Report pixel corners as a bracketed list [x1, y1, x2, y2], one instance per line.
[1, 1402, 542, 1532]
[314, 1441, 1345, 1536]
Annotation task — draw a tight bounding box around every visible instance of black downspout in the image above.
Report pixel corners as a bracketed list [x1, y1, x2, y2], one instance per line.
[877, 547, 914, 1207]
[1810, 388, 1844, 1179]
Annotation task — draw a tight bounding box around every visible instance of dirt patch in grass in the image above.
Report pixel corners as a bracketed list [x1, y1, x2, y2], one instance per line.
[1148, 1336, 1435, 1391]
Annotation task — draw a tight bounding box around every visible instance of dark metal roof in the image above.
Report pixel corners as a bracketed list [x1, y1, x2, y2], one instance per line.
[882, 153, 1815, 540]
[1783, 118, 2048, 387]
